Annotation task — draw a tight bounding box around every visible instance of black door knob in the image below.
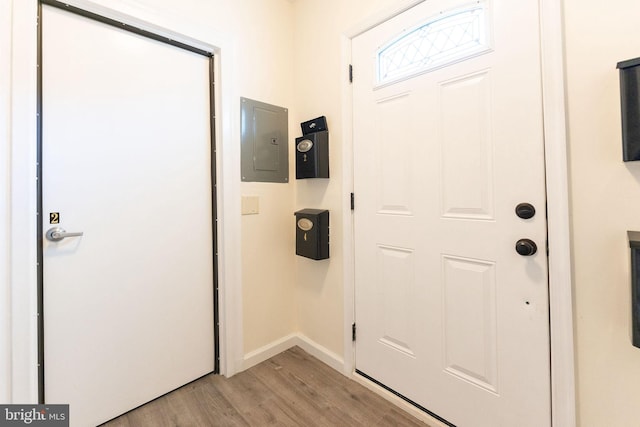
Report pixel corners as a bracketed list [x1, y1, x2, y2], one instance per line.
[515, 203, 536, 219]
[515, 239, 537, 256]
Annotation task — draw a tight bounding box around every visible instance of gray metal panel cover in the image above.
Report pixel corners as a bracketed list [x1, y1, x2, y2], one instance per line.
[241, 97, 289, 182]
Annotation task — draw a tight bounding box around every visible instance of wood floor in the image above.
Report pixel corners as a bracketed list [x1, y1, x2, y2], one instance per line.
[101, 346, 431, 427]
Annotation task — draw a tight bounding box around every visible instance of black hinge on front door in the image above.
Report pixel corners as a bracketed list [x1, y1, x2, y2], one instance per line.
[352, 323, 356, 341]
[349, 64, 353, 83]
[350, 192, 355, 210]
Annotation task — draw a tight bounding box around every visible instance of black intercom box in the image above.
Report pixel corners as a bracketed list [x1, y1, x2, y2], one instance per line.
[628, 231, 640, 348]
[296, 116, 329, 179]
[300, 116, 328, 135]
[617, 57, 640, 161]
[295, 209, 329, 260]
[296, 131, 329, 179]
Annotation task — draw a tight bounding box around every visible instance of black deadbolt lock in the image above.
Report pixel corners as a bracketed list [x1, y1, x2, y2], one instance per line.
[515, 239, 538, 256]
[515, 203, 536, 219]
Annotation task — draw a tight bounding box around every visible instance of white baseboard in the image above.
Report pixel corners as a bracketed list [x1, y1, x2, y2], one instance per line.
[293, 334, 344, 373]
[241, 333, 344, 373]
[242, 333, 299, 371]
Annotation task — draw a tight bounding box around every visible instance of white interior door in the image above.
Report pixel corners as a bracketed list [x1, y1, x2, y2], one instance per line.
[353, 1, 550, 426]
[42, 6, 214, 427]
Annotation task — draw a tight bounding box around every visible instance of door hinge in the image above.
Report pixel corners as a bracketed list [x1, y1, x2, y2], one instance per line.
[349, 64, 353, 83]
[352, 323, 357, 341]
[350, 192, 355, 210]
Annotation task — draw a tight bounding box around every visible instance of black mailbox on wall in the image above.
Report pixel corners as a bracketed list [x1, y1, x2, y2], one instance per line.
[295, 209, 329, 260]
[617, 57, 640, 161]
[628, 231, 640, 348]
[296, 116, 329, 179]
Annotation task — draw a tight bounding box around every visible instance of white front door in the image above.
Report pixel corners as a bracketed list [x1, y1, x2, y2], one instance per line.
[42, 6, 215, 427]
[353, 1, 550, 426]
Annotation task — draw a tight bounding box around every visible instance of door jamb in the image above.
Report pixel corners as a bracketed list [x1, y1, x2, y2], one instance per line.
[340, 1, 576, 426]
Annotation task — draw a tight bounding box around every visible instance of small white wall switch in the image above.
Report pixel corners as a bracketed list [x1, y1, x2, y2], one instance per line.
[241, 196, 260, 215]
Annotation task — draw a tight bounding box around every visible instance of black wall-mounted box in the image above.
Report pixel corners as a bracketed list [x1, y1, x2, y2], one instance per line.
[617, 58, 640, 161]
[301, 116, 328, 135]
[628, 231, 640, 348]
[295, 209, 329, 260]
[296, 131, 329, 179]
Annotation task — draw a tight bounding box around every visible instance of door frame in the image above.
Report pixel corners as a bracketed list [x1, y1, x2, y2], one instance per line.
[4, 0, 245, 403]
[340, 1, 576, 426]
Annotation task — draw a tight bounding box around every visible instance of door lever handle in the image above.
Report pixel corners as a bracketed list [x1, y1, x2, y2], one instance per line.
[46, 227, 84, 242]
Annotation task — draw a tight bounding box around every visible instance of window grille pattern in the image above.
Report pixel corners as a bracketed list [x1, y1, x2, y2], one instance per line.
[377, 5, 488, 83]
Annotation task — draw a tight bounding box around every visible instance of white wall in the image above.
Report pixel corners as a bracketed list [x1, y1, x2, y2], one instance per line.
[0, 0, 13, 405]
[5, 0, 40, 403]
[291, 0, 405, 365]
[564, 1, 640, 425]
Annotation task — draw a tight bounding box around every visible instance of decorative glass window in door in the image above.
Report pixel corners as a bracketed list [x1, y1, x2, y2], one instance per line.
[377, 3, 489, 84]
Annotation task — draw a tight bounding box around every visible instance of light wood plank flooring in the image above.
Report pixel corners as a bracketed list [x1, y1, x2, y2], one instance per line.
[101, 346, 431, 427]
